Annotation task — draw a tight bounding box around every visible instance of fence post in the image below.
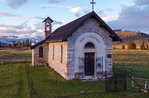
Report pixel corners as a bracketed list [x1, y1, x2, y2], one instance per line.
[114, 74, 117, 91]
[132, 77, 134, 88]
[144, 80, 147, 92]
[105, 71, 107, 92]
[124, 70, 127, 90]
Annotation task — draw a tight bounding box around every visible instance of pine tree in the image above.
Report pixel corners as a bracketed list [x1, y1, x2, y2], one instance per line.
[29, 41, 32, 47]
[13, 41, 16, 47]
[25, 39, 29, 47]
[17, 40, 21, 48]
[22, 41, 25, 47]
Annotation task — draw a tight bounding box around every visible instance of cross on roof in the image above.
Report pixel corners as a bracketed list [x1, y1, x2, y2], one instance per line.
[90, 0, 96, 11]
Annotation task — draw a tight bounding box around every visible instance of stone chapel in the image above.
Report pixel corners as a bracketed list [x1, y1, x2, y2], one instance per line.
[31, 11, 121, 80]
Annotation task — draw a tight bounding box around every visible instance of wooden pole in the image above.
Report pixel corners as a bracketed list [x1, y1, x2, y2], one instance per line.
[124, 70, 127, 90]
[132, 77, 134, 88]
[144, 80, 147, 92]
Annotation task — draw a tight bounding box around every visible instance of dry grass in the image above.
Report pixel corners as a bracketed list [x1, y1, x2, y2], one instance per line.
[0, 47, 31, 64]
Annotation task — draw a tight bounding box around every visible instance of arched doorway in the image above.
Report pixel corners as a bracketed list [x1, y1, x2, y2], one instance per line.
[74, 32, 105, 79]
[84, 42, 95, 75]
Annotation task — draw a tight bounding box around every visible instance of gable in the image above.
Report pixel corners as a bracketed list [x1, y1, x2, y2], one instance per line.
[46, 11, 121, 42]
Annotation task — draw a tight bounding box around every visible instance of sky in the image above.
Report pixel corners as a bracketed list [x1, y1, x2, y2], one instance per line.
[0, 0, 149, 40]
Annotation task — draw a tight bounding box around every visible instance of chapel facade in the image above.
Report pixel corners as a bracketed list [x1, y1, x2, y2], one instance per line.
[31, 11, 121, 80]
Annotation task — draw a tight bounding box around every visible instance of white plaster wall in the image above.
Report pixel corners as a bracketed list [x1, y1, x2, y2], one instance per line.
[67, 17, 113, 79]
[74, 32, 105, 73]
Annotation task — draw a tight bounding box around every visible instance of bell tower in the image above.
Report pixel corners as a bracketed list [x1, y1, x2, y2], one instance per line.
[43, 17, 53, 39]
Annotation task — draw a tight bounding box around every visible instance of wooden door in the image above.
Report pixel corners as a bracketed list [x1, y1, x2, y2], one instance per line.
[84, 53, 95, 76]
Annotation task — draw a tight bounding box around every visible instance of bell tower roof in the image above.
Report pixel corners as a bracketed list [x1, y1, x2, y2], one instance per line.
[43, 17, 53, 23]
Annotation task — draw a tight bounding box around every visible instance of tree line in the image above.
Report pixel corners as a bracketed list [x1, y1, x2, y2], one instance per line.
[12, 39, 32, 48]
[121, 40, 149, 50]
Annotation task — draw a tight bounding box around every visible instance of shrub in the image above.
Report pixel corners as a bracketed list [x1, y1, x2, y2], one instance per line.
[146, 44, 149, 50]
[128, 40, 136, 49]
[140, 41, 145, 50]
[122, 44, 125, 49]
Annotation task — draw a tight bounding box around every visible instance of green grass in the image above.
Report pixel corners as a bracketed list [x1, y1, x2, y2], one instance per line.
[0, 64, 30, 98]
[113, 49, 149, 79]
[0, 63, 149, 98]
[1, 48, 149, 97]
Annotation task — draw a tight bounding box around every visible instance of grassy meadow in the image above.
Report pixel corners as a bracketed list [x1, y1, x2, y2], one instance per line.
[0, 48, 31, 64]
[113, 49, 149, 79]
[0, 48, 149, 97]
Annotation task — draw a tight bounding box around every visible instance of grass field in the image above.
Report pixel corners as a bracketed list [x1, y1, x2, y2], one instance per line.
[0, 48, 31, 64]
[113, 49, 149, 79]
[0, 48, 149, 97]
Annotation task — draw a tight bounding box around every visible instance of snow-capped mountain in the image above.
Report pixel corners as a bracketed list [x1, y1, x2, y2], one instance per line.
[0, 35, 44, 44]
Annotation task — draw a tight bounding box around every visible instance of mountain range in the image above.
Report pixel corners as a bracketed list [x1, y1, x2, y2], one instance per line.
[0, 35, 44, 45]
[1, 30, 149, 45]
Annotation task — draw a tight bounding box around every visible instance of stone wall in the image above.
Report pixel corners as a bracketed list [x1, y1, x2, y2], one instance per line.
[32, 42, 49, 66]
[48, 42, 68, 79]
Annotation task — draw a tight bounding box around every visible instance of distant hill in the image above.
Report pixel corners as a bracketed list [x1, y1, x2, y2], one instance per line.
[113, 30, 149, 45]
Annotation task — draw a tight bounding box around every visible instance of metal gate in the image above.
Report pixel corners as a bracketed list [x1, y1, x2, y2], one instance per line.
[105, 71, 127, 92]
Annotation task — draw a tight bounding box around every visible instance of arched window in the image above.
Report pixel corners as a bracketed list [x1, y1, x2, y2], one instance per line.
[39, 46, 43, 57]
[46, 22, 50, 31]
[84, 42, 95, 49]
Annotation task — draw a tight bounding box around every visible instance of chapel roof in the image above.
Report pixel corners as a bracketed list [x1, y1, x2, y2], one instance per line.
[31, 11, 121, 49]
[46, 11, 121, 42]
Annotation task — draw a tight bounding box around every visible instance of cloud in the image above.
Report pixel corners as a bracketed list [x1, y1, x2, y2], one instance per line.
[40, 4, 72, 9]
[97, 10, 117, 22]
[0, 11, 30, 19]
[47, 0, 61, 3]
[0, 18, 66, 40]
[135, 0, 149, 6]
[0, 22, 43, 40]
[6, 0, 28, 9]
[108, 0, 149, 33]
[33, 16, 64, 25]
[0, 11, 21, 18]
[70, 7, 90, 17]
[34, 17, 45, 20]
[53, 20, 63, 25]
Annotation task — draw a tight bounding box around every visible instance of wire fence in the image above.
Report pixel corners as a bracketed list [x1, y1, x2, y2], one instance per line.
[0, 58, 31, 65]
[1, 59, 149, 97]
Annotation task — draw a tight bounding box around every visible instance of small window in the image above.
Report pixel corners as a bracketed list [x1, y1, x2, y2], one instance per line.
[61, 45, 63, 63]
[39, 46, 43, 57]
[84, 42, 95, 49]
